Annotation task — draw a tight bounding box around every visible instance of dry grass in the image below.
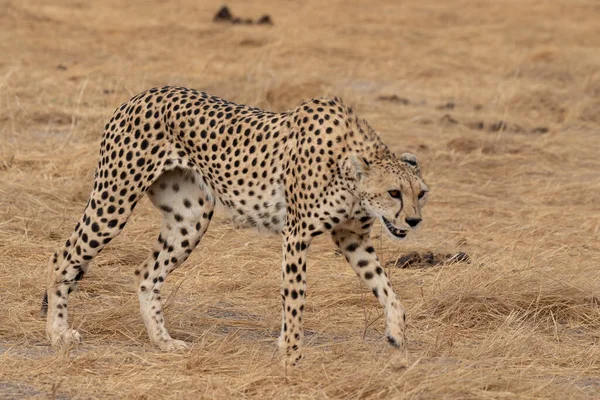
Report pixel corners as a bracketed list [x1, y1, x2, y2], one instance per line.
[1, 0, 600, 398]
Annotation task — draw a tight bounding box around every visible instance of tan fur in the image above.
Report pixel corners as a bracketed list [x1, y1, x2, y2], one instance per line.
[43, 86, 427, 366]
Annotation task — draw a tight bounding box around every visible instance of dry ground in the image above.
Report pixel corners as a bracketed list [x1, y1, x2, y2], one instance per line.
[1, 0, 599, 398]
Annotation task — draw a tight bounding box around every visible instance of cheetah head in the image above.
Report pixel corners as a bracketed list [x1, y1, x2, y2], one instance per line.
[346, 152, 429, 239]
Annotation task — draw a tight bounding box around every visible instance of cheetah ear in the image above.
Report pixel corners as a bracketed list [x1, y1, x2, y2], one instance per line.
[347, 154, 371, 180]
[400, 153, 420, 172]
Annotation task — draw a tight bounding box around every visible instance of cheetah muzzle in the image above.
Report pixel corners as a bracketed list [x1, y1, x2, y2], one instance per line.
[381, 217, 408, 238]
[42, 86, 428, 367]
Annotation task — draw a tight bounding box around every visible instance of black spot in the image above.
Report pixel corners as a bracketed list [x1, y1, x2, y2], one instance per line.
[387, 335, 400, 348]
[75, 269, 85, 281]
[346, 243, 359, 252]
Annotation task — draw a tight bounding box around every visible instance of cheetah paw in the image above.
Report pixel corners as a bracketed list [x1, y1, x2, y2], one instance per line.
[49, 329, 83, 346]
[282, 352, 303, 367]
[386, 335, 408, 369]
[158, 339, 189, 352]
[388, 347, 408, 369]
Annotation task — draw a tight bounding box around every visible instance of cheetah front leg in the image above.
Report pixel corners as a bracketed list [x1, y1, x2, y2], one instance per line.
[279, 222, 311, 366]
[332, 229, 407, 361]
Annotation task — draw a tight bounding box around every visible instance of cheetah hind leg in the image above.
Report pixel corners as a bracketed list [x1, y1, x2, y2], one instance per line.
[43, 178, 144, 346]
[135, 168, 215, 351]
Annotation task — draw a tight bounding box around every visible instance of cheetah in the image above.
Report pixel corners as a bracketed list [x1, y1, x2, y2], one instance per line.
[42, 86, 429, 365]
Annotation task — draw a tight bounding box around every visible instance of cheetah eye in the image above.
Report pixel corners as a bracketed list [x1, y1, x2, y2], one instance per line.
[418, 191, 427, 199]
[388, 190, 402, 199]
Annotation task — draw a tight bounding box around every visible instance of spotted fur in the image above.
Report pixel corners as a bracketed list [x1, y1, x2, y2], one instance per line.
[42, 86, 428, 365]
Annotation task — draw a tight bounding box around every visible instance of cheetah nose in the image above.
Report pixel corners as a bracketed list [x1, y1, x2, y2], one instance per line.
[406, 217, 422, 228]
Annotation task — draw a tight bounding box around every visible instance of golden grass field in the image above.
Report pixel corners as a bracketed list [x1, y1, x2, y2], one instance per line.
[1, 0, 599, 398]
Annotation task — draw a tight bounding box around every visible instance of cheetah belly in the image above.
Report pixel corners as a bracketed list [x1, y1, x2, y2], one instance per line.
[222, 184, 286, 233]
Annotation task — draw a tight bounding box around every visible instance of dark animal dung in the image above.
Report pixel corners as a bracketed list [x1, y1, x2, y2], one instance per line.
[257, 15, 274, 25]
[388, 251, 471, 269]
[213, 5, 233, 22]
[213, 6, 274, 26]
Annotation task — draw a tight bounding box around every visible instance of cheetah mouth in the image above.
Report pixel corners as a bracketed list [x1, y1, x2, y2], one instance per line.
[381, 217, 408, 239]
